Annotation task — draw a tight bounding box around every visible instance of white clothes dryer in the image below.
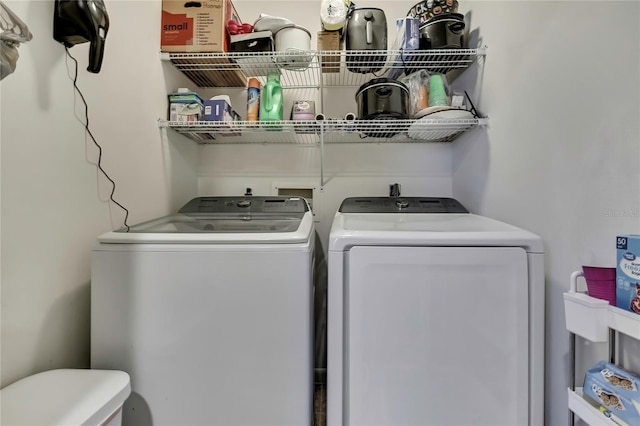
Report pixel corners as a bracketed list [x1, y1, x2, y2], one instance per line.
[327, 197, 544, 426]
[91, 196, 314, 426]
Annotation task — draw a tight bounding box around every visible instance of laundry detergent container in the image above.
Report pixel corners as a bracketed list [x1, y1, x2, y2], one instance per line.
[1, 369, 131, 425]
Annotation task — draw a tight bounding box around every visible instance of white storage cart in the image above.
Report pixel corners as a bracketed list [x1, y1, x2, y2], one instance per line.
[564, 270, 640, 425]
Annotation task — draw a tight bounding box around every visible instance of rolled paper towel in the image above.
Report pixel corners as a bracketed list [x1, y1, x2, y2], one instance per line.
[320, 0, 350, 31]
[344, 112, 356, 132]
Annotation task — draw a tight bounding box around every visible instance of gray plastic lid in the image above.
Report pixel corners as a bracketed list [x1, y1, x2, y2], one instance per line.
[0, 369, 131, 425]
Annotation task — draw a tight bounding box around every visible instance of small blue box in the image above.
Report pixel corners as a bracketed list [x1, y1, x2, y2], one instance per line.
[203, 99, 234, 122]
[387, 18, 420, 80]
[616, 235, 640, 315]
[400, 17, 420, 51]
[203, 99, 241, 136]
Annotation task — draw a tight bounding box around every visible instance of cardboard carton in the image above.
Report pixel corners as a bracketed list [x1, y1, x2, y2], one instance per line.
[583, 361, 640, 425]
[168, 90, 203, 122]
[161, 0, 240, 53]
[317, 31, 341, 73]
[616, 235, 640, 315]
[203, 98, 241, 136]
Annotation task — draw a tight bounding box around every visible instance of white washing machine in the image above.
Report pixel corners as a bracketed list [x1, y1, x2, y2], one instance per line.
[327, 197, 545, 426]
[91, 196, 314, 426]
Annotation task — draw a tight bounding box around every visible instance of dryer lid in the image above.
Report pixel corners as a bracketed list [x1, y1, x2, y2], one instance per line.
[329, 207, 543, 253]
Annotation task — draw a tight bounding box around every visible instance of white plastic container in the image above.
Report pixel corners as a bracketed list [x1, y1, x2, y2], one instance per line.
[274, 25, 312, 70]
[320, 0, 350, 31]
[564, 270, 609, 342]
[0, 369, 131, 425]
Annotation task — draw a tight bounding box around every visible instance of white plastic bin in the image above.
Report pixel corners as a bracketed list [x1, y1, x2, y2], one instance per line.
[0, 369, 130, 426]
[564, 270, 609, 342]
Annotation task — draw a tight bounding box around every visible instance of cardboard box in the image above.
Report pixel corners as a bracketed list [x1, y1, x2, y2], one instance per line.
[616, 235, 640, 315]
[172, 56, 247, 87]
[230, 31, 274, 53]
[161, 0, 240, 53]
[168, 90, 203, 122]
[229, 31, 279, 77]
[203, 99, 238, 121]
[317, 31, 341, 73]
[583, 361, 640, 425]
[291, 101, 316, 134]
[203, 99, 241, 135]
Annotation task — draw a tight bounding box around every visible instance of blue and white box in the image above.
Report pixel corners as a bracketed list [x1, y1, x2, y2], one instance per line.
[583, 361, 640, 425]
[203, 96, 240, 121]
[387, 17, 420, 80]
[168, 89, 203, 122]
[616, 235, 640, 315]
[204, 99, 232, 121]
[203, 97, 241, 136]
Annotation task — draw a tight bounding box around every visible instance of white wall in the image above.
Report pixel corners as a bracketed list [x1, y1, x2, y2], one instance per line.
[0, 0, 198, 387]
[1, 1, 639, 426]
[199, 0, 456, 243]
[452, 2, 640, 425]
[197, 143, 454, 241]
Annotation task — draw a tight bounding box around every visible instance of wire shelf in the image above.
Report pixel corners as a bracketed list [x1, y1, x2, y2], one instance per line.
[161, 48, 486, 88]
[159, 117, 487, 145]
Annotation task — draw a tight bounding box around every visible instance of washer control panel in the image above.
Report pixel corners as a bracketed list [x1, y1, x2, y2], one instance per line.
[338, 197, 469, 213]
[179, 197, 309, 214]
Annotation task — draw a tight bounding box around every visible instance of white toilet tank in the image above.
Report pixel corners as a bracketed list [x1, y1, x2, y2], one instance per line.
[0, 369, 130, 426]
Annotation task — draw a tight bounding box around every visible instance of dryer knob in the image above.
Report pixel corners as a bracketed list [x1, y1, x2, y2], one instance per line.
[237, 200, 252, 208]
[395, 199, 410, 209]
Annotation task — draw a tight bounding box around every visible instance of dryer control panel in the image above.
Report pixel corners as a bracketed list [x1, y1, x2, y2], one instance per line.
[338, 197, 469, 213]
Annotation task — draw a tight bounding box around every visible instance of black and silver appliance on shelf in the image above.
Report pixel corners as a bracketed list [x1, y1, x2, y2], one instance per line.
[418, 12, 465, 49]
[345, 7, 387, 74]
[407, 0, 460, 25]
[355, 77, 409, 138]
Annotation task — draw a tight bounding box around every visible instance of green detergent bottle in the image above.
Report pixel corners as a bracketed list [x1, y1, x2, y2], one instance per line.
[259, 72, 283, 130]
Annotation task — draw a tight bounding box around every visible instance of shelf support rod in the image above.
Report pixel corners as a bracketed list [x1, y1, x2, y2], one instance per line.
[569, 331, 576, 426]
[320, 122, 325, 188]
[318, 54, 325, 115]
[318, 53, 326, 188]
[609, 328, 616, 364]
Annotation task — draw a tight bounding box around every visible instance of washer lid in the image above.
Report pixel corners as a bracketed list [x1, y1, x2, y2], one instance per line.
[0, 369, 130, 426]
[97, 197, 313, 244]
[178, 196, 309, 215]
[329, 212, 543, 253]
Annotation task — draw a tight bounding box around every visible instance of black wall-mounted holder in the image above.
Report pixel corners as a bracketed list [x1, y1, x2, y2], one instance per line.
[53, 0, 109, 73]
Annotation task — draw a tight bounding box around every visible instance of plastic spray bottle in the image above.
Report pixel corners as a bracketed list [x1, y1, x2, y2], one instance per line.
[246, 78, 261, 125]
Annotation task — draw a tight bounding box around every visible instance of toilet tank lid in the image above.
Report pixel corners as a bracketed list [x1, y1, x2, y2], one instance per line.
[0, 369, 131, 425]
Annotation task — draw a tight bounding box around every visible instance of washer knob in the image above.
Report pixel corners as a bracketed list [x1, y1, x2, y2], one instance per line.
[237, 200, 251, 208]
[395, 199, 410, 209]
